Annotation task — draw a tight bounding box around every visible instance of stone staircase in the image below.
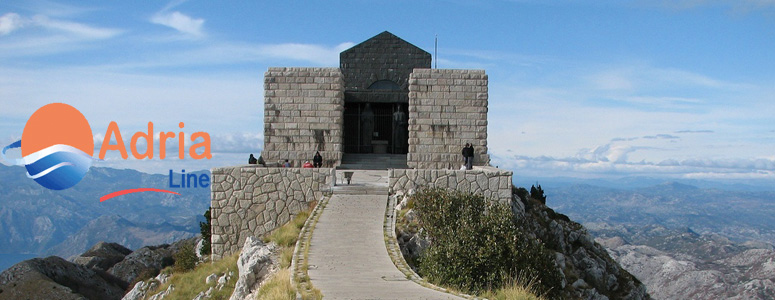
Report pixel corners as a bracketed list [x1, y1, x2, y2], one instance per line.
[338, 153, 408, 170]
[332, 184, 389, 195]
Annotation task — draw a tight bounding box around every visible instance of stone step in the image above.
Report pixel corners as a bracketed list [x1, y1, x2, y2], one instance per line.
[340, 153, 408, 170]
[332, 186, 389, 195]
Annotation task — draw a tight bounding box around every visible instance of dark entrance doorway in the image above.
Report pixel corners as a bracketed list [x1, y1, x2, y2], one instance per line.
[343, 102, 409, 154]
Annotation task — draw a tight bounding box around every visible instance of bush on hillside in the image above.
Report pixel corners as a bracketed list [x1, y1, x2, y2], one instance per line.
[413, 188, 561, 297]
[173, 244, 197, 272]
[200, 207, 212, 256]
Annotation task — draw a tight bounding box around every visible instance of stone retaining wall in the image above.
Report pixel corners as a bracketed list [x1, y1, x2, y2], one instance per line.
[407, 69, 489, 169]
[388, 167, 512, 203]
[263, 67, 344, 168]
[210, 166, 334, 259]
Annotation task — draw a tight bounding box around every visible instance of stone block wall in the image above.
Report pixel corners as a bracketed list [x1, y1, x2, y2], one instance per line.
[210, 166, 333, 259]
[340, 31, 431, 92]
[263, 67, 344, 168]
[407, 69, 489, 169]
[388, 167, 512, 203]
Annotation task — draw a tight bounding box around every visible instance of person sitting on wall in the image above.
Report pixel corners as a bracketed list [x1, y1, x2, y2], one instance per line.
[313, 151, 323, 168]
[257, 155, 266, 167]
[302, 161, 314, 168]
[283, 159, 291, 168]
[248, 154, 257, 164]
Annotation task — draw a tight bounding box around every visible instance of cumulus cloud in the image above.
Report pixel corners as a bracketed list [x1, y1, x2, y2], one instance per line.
[0, 13, 24, 35]
[150, 11, 205, 37]
[492, 151, 775, 181]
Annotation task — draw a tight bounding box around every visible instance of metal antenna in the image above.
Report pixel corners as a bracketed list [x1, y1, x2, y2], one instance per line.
[434, 34, 438, 69]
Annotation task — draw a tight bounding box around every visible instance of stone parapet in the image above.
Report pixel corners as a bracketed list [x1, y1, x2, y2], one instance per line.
[210, 165, 333, 259]
[388, 167, 512, 203]
[263, 67, 344, 168]
[407, 69, 489, 169]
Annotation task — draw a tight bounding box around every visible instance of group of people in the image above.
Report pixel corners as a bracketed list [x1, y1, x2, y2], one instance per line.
[248, 151, 324, 168]
[249, 145, 475, 169]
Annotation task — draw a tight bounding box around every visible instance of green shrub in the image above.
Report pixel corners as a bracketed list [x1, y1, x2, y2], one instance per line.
[173, 244, 197, 272]
[413, 188, 561, 297]
[200, 207, 212, 256]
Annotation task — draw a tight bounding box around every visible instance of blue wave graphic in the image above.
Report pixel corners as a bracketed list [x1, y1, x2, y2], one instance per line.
[1, 140, 23, 166]
[22, 144, 93, 190]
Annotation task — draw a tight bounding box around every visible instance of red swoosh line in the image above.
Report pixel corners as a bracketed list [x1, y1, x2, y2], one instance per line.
[100, 188, 180, 202]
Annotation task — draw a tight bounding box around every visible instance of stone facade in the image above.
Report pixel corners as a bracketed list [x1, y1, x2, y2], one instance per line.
[210, 166, 333, 259]
[263, 67, 344, 168]
[407, 69, 489, 169]
[388, 167, 512, 203]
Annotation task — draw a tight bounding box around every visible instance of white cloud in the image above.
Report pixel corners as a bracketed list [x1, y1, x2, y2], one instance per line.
[150, 11, 204, 37]
[98, 41, 356, 69]
[0, 13, 24, 35]
[32, 15, 122, 39]
[257, 42, 355, 65]
[0, 12, 121, 42]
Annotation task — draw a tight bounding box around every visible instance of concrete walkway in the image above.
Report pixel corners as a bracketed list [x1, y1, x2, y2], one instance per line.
[307, 170, 463, 299]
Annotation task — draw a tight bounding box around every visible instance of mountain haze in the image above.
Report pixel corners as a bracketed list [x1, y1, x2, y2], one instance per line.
[0, 165, 209, 268]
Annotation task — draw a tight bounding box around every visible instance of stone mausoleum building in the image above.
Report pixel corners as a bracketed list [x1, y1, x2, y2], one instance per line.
[210, 32, 512, 258]
[261, 31, 490, 169]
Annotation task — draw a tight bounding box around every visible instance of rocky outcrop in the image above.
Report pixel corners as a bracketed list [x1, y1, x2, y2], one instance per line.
[122, 273, 170, 300]
[108, 238, 197, 284]
[0, 256, 126, 300]
[72, 242, 132, 272]
[515, 195, 649, 299]
[1, 237, 199, 300]
[229, 236, 276, 300]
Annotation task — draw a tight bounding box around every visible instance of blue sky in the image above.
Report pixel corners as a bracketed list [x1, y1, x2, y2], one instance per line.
[1, 0, 774, 184]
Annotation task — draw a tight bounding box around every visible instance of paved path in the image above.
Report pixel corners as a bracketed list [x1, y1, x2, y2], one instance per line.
[307, 170, 463, 299]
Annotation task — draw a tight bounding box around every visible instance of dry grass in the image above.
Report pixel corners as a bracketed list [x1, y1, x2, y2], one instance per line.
[265, 210, 310, 247]
[147, 252, 239, 300]
[146, 204, 320, 300]
[254, 269, 295, 300]
[479, 277, 547, 300]
[259, 207, 322, 300]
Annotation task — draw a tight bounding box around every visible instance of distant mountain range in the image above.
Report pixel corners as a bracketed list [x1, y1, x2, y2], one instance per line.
[0, 164, 209, 270]
[547, 181, 775, 245]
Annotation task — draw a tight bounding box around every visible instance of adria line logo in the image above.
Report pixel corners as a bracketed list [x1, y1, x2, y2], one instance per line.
[1, 103, 185, 200]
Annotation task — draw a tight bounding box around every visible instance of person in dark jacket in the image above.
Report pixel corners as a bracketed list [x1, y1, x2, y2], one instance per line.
[462, 143, 474, 170]
[248, 154, 257, 164]
[313, 151, 323, 168]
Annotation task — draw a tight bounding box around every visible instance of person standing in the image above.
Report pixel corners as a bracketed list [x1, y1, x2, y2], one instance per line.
[313, 151, 323, 168]
[463, 143, 474, 170]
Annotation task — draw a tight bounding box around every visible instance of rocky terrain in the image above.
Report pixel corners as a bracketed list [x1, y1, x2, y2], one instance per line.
[0, 238, 198, 300]
[0, 165, 209, 269]
[396, 188, 650, 299]
[546, 182, 775, 299]
[594, 226, 775, 299]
